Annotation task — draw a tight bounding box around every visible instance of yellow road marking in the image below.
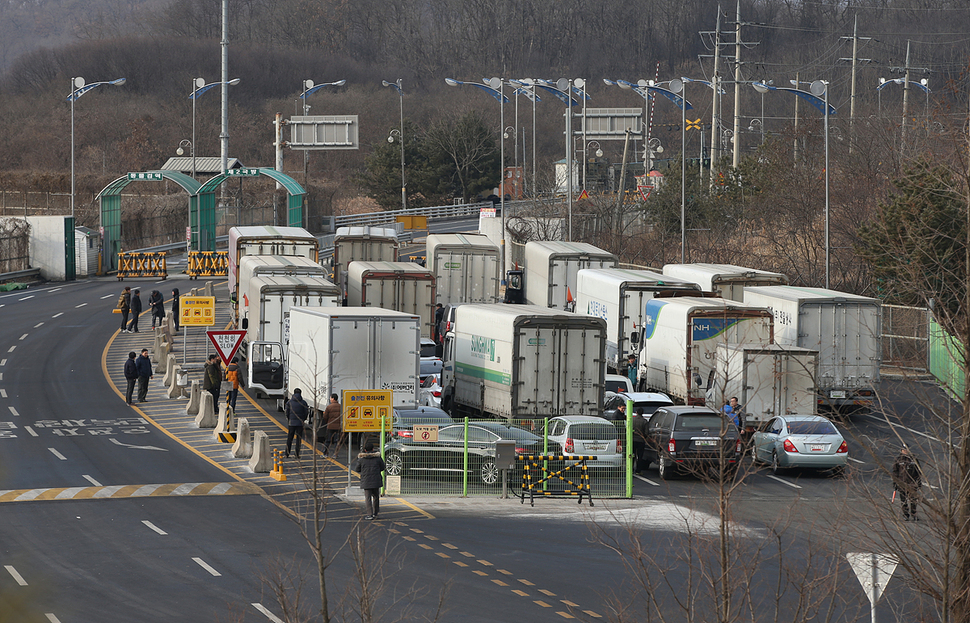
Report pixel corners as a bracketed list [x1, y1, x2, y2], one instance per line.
[539, 589, 556, 596]
[491, 579, 508, 587]
[512, 590, 529, 597]
[535, 601, 551, 608]
[518, 579, 535, 586]
[473, 570, 488, 576]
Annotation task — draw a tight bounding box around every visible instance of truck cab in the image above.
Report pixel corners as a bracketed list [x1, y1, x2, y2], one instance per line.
[247, 340, 285, 403]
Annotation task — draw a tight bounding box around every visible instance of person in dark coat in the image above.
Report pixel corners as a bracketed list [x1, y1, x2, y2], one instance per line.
[135, 348, 153, 402]
[171, 288, 180, 332]
[202, 354, 222, 405]
[352, 441, 386, 520]
[118, 286, 131, 332]
[892, 445, 923, 521]
[127, 288, 143, 333]
[632, 409, 649, 474]
[148, 290, 165, 328]
[123, 351, 138, 404]
[284, 388, 310, 458]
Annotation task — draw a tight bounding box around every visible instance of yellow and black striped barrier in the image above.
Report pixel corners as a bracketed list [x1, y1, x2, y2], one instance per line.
[518, 454, 595, 507]
[186, 251, 229, 279]
[117, 252, 168, 281]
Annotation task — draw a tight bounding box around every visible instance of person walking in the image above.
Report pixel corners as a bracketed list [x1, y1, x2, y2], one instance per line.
[118, 286, 131, 332]
[632, 409, 649, 475]
[323, 393, 342, 456]
[135, 348, 153, 402]
[171, 288, 181, 332]
[148, 290, 165, 328]
[127, 288, 143, 333]
[225, 357, 242, 411]
[722, 397, 743, 429]
[892, 444, 923, 521]
[351, 441, 385, 520]
[123, 351, 138, 404]
[202, 354, 222, 405]
[284, 388, 309, 459]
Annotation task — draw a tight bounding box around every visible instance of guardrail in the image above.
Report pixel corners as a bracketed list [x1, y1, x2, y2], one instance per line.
[333, 202, 491, 228]
[0, 268, 40, 283]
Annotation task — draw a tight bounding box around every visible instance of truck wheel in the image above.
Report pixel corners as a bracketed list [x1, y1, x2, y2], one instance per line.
[385, 451, 404, 476]
[480, 459, 499, 485]
[658, 456, 674, 480]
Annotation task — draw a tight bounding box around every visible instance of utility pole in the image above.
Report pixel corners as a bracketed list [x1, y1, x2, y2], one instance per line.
[732, 1, 741, 168]
[890, 41, 930, 159]
[709, 8, 722, 183]
[838, 15, 872, 148]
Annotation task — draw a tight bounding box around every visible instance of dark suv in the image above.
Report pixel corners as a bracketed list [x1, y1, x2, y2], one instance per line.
[642, 406, 742, 479]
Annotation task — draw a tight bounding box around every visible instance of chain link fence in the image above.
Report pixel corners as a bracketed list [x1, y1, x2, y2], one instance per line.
[881, 304, 929, 373]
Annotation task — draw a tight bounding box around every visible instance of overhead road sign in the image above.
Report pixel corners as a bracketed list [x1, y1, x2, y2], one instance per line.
[289, 115, 359, 150]
[206, 330, 246, 365]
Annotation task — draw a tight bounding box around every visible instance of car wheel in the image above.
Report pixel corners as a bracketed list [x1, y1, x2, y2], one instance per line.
[771, 450, 784, 475]
[385, 450, 404, 476]
[658, 456, 674, 480]
[480, 459, 499, 485]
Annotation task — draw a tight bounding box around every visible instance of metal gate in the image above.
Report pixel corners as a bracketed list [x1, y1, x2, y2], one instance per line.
[881, 304, 928, 373]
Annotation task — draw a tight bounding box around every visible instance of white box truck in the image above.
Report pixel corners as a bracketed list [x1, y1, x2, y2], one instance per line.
[576, 268, 702, 372]
[742, 286, 882, 410]
[523, 241, 617, 310]
[427, 233, 501, 306]
[242, 274, 340, 399]
[237, 255, 325, 293]
[440, 304, 607, 420]
[346, 261, 436, 337]
[637, 297, 775, 405]
[285, 307, 421, 412]
[709, 343, 818, 425]
[228, 226, 319, 300]
[332, 226, 400, 297]
[662, 263, 788, 302]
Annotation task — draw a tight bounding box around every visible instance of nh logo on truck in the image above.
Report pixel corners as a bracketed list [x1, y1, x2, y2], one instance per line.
[444, 262, 461, 270]
[470, 335, 496, 361]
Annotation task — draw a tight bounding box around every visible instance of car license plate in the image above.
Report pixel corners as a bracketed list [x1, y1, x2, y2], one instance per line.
[694, 439, 718, 447]
[809, 444, 827, 452]
[829, 390, 846, 399]
[586, 443, 607, 452]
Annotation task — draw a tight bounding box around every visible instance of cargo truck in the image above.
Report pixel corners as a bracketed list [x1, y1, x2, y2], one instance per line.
[637, 297, 774, 405]
[439, 304, 607, 420]
[228, 226, 319, 301]
[708, 343, 818, 425]
[576, 268, 702, 372]
[332, 226, 400, 299]
[427, 233, 501, 306]
[237, 255, 326, 294]
[661, 263, 788, 302]
[285, 307, 421, 412]
[346, 261, 436, 337]
[742, 286, 882, 411]
[241, 274, 340, 399]
[523, 241, 617, 310]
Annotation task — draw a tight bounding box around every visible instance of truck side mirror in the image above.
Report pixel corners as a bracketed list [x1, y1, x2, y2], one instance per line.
[630, 332, 639, 345]
[242, 318, 249, 330]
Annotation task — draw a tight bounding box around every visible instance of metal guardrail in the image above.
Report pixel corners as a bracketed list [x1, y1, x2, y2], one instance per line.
[128, 235, 230, 255]
[333, 202, 491, 228]
[0, 268, 40, 282]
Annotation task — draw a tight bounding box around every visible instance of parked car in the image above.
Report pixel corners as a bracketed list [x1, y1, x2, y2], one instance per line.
[420, 337, 438, 360]
[602, 391, 674, 423]
[642, 406, 742, 479]
[420, 358, 443, 384]
[752, 414, 848, 476]
[383, 421, 542, 484]
[390, 407, 454, 441]
[604, 374, 634, 394]
[544, 415, 623, 468]
[420, 373, 442, 408]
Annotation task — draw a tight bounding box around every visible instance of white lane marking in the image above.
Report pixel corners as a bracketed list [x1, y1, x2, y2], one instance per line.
[252, 603, 284, 623]
[192, 557, 222, 577]
[5, 565, 27, 586]
[142, 520, 168, 535]
[19, 334, 27, 341]
[48, 288, 62, 293]
[82, 475, 102, 487]
[75, 303, 87, 308]
[25, 426, 37, 437]
[9, 406, 19, 416]
[0, 389, 6, 398]
[48, 448, 67, 461]
[100, 294, 113, 299]
[634, 474, 661, 486]
[7, 346, 14, 353]
[766, 474, 802, 489]
[46, 614, 63, 623]
[0, 359, 5, 366]
[34, 323, 44, 328]
[857, 412, 942, 443]
[110, 438, 168, 451]
[848, 457, 865, 464]
[52, 312, 63, 318]
[155, 280, 167, 284]
[18, 295, 33, 301]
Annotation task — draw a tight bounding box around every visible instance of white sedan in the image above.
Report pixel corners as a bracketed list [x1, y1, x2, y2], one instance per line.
[752, 414, 848, 476]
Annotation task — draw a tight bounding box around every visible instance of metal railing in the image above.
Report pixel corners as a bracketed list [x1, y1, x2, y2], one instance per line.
[0, 268, 40, 283]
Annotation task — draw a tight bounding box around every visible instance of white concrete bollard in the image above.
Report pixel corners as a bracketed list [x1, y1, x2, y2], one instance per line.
[166, 311, 176, 336]
[162, 353, 177, 386]
[167, 364, 183, 399]
[153, 329, 165, 355]
[155, 341, 171, 375]
[249, 430, 272, 472]
[212, 403, 231, 440]
[232, 418, 253, 458]
[186, 380, 201, 415]
[195, 392, 217, 428]
[203, 281, 213, 297]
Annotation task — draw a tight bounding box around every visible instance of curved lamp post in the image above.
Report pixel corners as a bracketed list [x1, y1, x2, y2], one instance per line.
[533, 78, 583, 241]
[298, 78, 345, 216]
[585, 141, 603, 190]
[877, 77, 930, 157]
[68, 76, 126, 222]
[382, 79, 406, 209]
[189, 77, 239, 248]
[754, 80, 836, 288]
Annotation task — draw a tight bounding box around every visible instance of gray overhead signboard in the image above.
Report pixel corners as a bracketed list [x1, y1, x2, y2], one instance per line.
[578, 108, 643, 141]
[289, 115, 359, 150]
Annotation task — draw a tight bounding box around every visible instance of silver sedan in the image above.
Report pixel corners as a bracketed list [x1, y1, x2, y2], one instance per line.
[752, 415, 848, 476]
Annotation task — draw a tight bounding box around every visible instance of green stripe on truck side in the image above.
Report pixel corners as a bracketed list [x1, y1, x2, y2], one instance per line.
[456, 361, 512, 386]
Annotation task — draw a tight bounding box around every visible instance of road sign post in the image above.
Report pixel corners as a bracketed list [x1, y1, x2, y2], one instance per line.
[179, 295, 215, 365]
[846, 552, 898, 623]
[341, 389, 393, 493]
[206, 330, 246, 365]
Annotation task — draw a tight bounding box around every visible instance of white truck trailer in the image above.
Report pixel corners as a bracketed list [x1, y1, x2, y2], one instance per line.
[440, 304, 607, 420]
[237, 255, 326, 294]
[228, 226, 319, 301]
[523, 240, 617, 310]
[661, 263, 788, 302]
[346, 261, 436, 337]
[285, 307, 421, 412]
[742, 286, 882, 410]
[332, 226, 400, 298]
[709, 343, 819, 425]
[576, 268, 702, 372]
[427, 233, 501, 306]
[637, 297, 775, 405]
[241, 274, 340, 399]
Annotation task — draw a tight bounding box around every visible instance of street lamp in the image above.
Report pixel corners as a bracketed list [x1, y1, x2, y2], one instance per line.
[585, 141, 603, 191]
[533, 78, 584, 241]
[68, 76, 126, 222]
[176, 139, 194, 252]
[298, 78, 346, 214]
[382, 79, 406, 210]
[445, 77, 510, 283]
[748, 118, 764, 144]
[510, 79, 543, 198]
[753, 80, 836, 288]
[877, 77, 930, 155]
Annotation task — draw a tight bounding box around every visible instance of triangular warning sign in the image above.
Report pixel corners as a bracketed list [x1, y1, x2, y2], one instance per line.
[207, 330, 247, 365]
[846, 552, 898, 605]
[578, 189, 589, 200]
[638, 185, 654, 201]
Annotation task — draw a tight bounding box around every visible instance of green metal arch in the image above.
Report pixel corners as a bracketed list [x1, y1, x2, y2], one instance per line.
[197, 168, 305, 231]
[197, 168, 305, 196]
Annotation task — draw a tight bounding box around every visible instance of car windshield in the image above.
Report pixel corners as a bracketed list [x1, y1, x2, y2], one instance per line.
[481, 425, 541, 443]
[604, 380, 628, 393]
[635, 402, 670, 416]
[420, 342, 437, 358]
[787, 420, 838, 435]
[676, 415, 727, 432]
[420, 360, 442, 375]
[568, 423, 618, 441]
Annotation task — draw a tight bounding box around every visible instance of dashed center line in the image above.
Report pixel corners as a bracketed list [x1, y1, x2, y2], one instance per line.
[34, 323, 44, 328]
[52, 313, 63, 318]
[5, 565, 27, 586]
[142, 520, 168, 535]
[7, 346, 15, 353]
[48, 288, 61, 293]
[18, 295, 33, 301]
[251, 603, 284, 623]
[848, 457, 865, 464]
[24, 426, 37, 437]
[0, 389, 6, 398]
[45, 614, 63, 623]
[48, 448, 67, 461]
[192, 557, 221, 577]
[0, 359, 6, 366]
[766, 474, 802, 489]
[100, 294, 113, 300]
[9, 406, 19, 416]
[19, 334, 28, 340]
[82, 475, 102, 487]
[75, 303, 87, 308]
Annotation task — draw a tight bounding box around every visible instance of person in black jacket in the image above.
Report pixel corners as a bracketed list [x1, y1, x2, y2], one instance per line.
[135, 349, 153, 402]
[284, 388, 309, 459]
[148, 290, 165, 328]
[127, 289, 143, 333]
[892, 445, 923, 521]
[123, 351, 138, 404]
[171, 288, 180, 332]
[202, 354, 222, 405]
[352, 442, 386, 520]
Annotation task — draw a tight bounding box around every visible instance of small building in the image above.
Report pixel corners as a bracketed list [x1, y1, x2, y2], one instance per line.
[74, 226, 100, 277]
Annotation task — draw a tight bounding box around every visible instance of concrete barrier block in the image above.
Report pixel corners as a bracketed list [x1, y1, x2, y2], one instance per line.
[155, 341, 171, 375]
[213, 403, 230, 440]
[152, 330, 164, 355]
[166, 311, 176, 337]
[232, 418, 253, 458]
[162, 353, 177, 386]
[203, 281, 213, 297]
[167, 364, 183, 399]
[249, 430, 272, 472]
[186, 380, 201, 415]
[195, 392, 216, 428]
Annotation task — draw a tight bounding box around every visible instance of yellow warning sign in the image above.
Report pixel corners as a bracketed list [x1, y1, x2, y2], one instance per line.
[180, 296, 216, 326]
[342, 390, 393, 432]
